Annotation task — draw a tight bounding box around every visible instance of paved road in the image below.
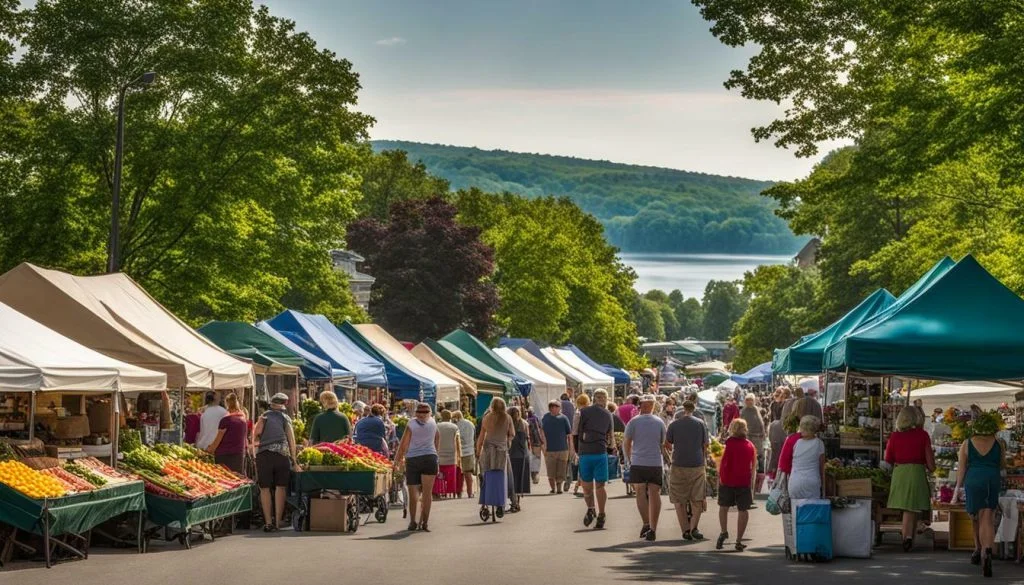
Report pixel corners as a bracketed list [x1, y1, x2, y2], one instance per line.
[3, 483, 1016, 584]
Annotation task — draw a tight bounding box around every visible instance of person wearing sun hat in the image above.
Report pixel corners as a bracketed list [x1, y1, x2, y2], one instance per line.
[394, 401, 440, 532]
[253, 392, 298, 532]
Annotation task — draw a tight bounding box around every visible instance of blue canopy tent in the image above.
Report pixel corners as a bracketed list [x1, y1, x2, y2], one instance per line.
[563, 344, 631, 386]
[249, 321, 350, 383]
[731, 362, 773, 385]
[262, 310, 387, 388]
[337, 321, 435, 402]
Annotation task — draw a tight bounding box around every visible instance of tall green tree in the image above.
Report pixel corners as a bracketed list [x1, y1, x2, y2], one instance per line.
[633, 296, 666, 342]
[357, 149, 450, 220]
[731, 265, 821, 371]
[701, 280, 748, 340]
[673, 296, 704, 339]
[0, 0, 370, 324]
[457, 188, 643, 367]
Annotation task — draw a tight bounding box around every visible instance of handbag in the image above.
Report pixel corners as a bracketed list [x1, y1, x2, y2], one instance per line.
[767, 472, 790, 516]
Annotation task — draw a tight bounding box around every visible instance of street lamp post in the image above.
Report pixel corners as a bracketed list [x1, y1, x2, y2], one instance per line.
[107, 71, 157, 274]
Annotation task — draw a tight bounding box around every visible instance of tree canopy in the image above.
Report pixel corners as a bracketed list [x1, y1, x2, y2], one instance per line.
[347, 197, 498, 342]
[457, 188, 643, 368]
[374, 140, 804, 255]
[0, 0, 371, 325]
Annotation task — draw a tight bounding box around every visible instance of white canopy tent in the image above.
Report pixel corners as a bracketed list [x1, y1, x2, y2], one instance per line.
[685, 361, 730, 375]
[352, 324, 461, 406]
[547, 348, 615, 387]
[912, 381, 1019, 412]
[0, 302, 167, 393]
[539, 348, 607, 394]
[492, 347, 566, 410]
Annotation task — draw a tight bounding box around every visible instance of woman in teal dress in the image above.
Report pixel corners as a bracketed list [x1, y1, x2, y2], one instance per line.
[955, 412, 1004, 579]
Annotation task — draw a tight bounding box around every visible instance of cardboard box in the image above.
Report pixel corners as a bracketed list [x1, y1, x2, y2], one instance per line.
[309, 496, 351, 532]
[836, 478, 873, 498]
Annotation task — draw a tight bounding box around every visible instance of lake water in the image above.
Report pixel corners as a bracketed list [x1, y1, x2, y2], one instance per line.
[619, 253, 793, 299]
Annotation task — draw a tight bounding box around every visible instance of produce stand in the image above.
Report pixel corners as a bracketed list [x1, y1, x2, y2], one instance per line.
[0, 480, 145, 568]
[290, 470, 391, 532]
[141, 484, 253, 550]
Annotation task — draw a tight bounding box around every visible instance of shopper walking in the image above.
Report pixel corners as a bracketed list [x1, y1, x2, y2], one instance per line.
[394, 402, 440, 532]
[571, 393, 592, 496]
[435, 410, 462, 499]
[885, 407, 935, 551]
[741, 393, 766, 492]
[666, 400, 709, 540]
[309, 391, 352, 444]
[955, 411, 1004, 577]
[476, 397, 514, 515]
[508, 406, 532, 512]
[577, 389, 616, 530]
[452, 410, 477, 497]
[618, 394, 639, 426]
[541, 400, 572, 494]
[253, 393, 299, 532]
[623, 394, 667, 541]
[527, 408, 543, 484]
[716, 418, 756, 552]
[785, 416, 825, 499]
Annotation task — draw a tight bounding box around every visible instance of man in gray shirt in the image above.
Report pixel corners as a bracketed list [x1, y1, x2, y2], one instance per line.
[623, 394, 668, 541]
[665, 400, 709, 540]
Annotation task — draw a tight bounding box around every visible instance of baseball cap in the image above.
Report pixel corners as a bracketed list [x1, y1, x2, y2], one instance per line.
[270, 393, 289, 405]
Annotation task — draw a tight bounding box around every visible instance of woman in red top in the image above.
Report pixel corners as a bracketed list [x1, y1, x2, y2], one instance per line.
[206, 393, 249, 475]
[722, 397, 740, 437]
[777, 414, 802, 476]
[885, 407, 935, 551]
[716, 418, 756, 552]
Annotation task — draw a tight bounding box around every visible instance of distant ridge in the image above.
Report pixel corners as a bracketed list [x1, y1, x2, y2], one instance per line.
[372, 140, 805, 255]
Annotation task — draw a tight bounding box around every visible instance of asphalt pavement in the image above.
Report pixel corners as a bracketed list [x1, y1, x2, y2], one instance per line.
[3, 481, 1018, 584]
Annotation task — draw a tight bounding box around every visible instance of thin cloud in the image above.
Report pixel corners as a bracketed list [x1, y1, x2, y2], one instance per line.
[375, 36, 406, 47]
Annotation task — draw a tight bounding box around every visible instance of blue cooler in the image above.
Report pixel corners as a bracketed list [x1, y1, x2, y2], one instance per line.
[794, 498, 833, 561]
[607, 454, 621, 480]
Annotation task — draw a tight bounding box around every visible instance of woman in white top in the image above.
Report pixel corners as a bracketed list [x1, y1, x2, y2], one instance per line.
[786, 415, 826, 500]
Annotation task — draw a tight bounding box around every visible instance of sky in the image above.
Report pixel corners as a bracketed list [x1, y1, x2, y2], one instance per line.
[261, 0, 832, 181]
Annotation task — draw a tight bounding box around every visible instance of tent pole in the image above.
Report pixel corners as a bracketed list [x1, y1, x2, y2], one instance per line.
[843, 368, 850, 427]
[179, 387, 185, 445]
[111, 389, 120, 466]
[28, 390, 36, 441]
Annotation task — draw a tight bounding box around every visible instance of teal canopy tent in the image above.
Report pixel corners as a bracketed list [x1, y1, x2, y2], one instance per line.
[823, 255, 1024, 380]
[772, 288, 896, 375]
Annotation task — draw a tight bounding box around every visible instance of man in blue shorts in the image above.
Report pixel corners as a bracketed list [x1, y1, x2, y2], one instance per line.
[576, 389, 616, 529]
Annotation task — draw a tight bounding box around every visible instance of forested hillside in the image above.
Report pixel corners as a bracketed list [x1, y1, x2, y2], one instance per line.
[371, 141, 804, 254]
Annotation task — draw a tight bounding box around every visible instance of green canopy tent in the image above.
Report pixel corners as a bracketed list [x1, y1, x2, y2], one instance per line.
[772, 288, 897, 375]
[198, 321, 308, 375]
[823, 255, 1024, 380]
[441, 329, 533, 397]
[423, 338, 517, 417]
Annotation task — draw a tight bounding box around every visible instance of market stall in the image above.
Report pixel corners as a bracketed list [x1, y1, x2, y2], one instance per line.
[546, 347, 615, 392]
[410, 342, 505, 416]
[0, 263, 255, 444]
[819, 255, 1024, 554]
[562, 344, 631, 396]
[117, 441, 254, 550]
[0, 302, 166, 567]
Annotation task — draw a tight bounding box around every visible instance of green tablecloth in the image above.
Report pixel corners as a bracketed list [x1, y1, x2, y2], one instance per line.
[145, 484, 253, 529]
[294, 471, 384, 495]
[0, 480, 145, 536]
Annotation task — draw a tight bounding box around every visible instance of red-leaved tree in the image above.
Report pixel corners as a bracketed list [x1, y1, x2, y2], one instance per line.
[347, 197, 499, 342]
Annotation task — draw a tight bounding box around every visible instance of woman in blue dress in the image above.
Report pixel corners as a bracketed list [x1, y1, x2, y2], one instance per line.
[954, 412, 1004, 578]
